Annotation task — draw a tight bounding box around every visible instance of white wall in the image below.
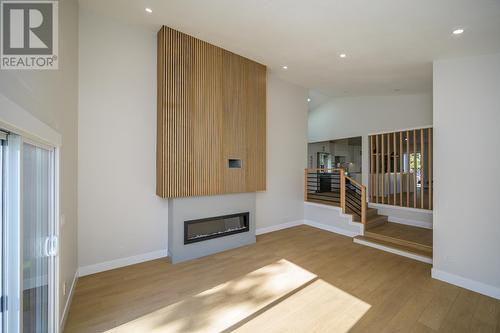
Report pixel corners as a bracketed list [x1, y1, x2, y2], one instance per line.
[308, 94, 432, 190]
[304, 202, 362, 237]
[308, 94, 433, 143]
[78, 9, 168, 271]
[433, 53, 500, 298]
[79, 10, 308, 269]
[256, 74, 308, 231]
[0, 0, 79, 323]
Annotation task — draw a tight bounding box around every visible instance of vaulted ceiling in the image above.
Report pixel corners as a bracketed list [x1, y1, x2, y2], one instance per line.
[80, 0, 500, 97]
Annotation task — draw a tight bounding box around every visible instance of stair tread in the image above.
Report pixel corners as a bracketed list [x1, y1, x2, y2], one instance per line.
[367, 214, 387, 222]
[366, 222, 432, 248]
[354, 235, 432, 259]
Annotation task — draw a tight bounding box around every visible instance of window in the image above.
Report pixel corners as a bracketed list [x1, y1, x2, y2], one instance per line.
[409, 152, 421, 173]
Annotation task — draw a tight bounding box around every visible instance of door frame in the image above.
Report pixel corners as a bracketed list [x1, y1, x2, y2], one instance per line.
[0, 94, 61, 333]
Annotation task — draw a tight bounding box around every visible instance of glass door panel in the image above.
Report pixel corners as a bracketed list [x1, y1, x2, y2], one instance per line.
[22, 143, 54, 333]
[0, 139, 4, 332]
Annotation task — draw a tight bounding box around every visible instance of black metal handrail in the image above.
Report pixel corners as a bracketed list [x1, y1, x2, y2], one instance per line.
[304, 168, 367, 226]
[344, 176, 366, 223]
[304, 169, 342, 206]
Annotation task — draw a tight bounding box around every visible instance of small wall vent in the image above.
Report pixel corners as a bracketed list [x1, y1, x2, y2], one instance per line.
[228, 159, 242, 169]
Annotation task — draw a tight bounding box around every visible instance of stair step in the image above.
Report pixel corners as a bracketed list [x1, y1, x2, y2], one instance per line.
[353, 235, 432, 263]
[366, 207, 378, 218]
[364, 222, 432, 254]
[365, 214, 388, 228]
[364, 230, 432, 254]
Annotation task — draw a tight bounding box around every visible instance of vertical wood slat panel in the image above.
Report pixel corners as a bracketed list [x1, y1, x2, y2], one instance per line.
[370, 136, 374, 201]
[421, 128, 425, 209]
[156, 29, 165, 196]
[413, 129, 417, 208]
[245, 60, 266, 191]
[156, 26, 266, 198]
[387, 133, 391, 205]
[428, 128, 433, 209]
[406, 130, 410, 207]
[183, 33, 189, 196]
[375, 135, 379, 203]
[192, 36, 223, 196]
[381, 133, 385, 204]
[368, 128, 433, 210]
[399, 131, 403, 206]
[393, 131, 397, 205]
[170, 28, 175, 196]
[222, 51, 245, 193]
[181, 30, 187, 197]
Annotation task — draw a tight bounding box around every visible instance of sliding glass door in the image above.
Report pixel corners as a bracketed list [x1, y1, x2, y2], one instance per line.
[22, 142, 56, 333]
[1, 133, 58, 333]
[0, 136, 5, 331]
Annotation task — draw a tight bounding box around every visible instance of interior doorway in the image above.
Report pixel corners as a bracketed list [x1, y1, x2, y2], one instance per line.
[308, 136, 362, 183]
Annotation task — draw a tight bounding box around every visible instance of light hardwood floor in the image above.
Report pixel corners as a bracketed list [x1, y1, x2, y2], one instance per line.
[64, 226, 499, 333]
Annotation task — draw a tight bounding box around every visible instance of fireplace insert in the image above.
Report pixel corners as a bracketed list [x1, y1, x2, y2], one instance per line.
[184, 212, 249, 244]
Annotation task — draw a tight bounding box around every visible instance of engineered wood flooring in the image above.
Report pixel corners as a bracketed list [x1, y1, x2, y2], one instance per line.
[64, 225, 499, 333]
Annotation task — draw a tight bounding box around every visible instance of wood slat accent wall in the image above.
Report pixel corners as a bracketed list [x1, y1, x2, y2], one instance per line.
[157, 26, 266, 198]
[369, 127, 433, 210]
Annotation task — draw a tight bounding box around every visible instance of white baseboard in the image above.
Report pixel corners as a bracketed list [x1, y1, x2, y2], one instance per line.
[304, 219, 360, 238]
[78, 249, 168, 277]
[431, 268, 500, 300]
[353, 237, 432, 264]
[388, 216, 433, 229]
[60, 269, 78, 330]
[256, 217, 361, 238]
[256, 220, 304, 235]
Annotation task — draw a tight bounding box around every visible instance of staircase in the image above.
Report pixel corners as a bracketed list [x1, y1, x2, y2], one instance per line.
[304, 168, 432, 263]
[354, 206, 432, 263]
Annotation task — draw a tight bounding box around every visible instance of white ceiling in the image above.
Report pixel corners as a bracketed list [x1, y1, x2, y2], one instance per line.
[80, 0, 500, 97]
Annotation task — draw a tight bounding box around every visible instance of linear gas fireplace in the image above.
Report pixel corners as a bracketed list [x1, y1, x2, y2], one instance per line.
[184, 212, 250, 244]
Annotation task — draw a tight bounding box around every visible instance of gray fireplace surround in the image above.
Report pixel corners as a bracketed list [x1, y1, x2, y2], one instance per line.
[168, 193, 256, 263]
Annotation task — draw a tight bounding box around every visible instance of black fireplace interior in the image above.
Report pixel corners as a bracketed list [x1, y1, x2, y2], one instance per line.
[184, 212, 249, 244]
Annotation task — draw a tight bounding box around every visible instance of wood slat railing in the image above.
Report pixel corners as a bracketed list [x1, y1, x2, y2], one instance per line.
[304, 168, 367, 226]
[369, 127, 433, 210]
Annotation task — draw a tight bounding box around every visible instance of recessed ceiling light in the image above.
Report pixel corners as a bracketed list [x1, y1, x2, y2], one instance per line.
[339, 53, 347, 58]
[307, 98, 311, 102]
[452, 28, 464, 35]
[282, 65, 288, 70]
[145, 7, 153, 13]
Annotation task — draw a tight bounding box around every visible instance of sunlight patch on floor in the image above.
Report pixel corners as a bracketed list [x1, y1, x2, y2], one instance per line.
[234, 279, 371, 333]
[105, 259, 317, 333]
